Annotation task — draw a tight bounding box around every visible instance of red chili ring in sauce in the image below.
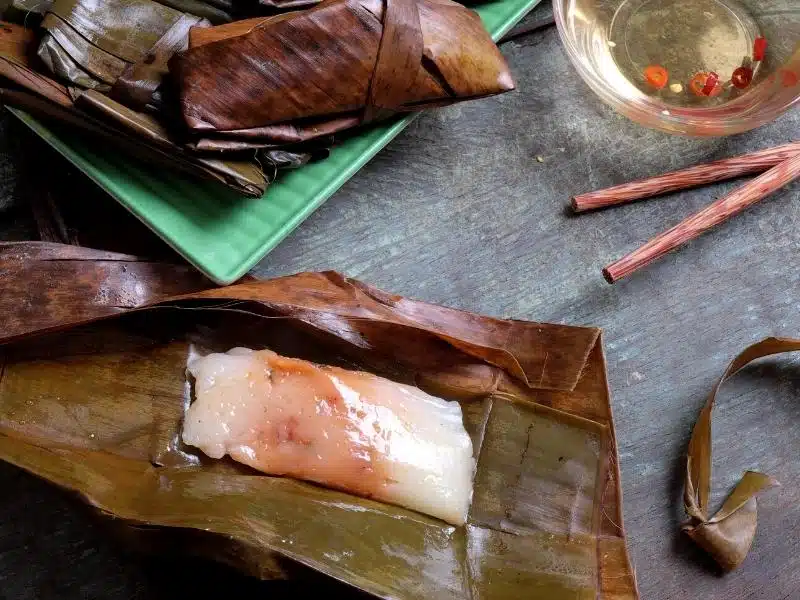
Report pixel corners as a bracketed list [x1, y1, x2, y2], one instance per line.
[643, 65, 669, 90]
[731, 66, 753, 89]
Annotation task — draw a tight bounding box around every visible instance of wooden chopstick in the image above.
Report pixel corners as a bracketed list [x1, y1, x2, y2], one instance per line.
[603, 152, 800, 284]
[572, 142, 800, 213]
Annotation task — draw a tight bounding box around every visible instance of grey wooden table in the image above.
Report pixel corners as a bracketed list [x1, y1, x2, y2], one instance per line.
[1, 4, 799, 598]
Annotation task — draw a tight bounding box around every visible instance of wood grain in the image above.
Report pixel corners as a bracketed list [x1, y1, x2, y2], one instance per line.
[572, 142, 800, 213]
[603, 153, 800, 283]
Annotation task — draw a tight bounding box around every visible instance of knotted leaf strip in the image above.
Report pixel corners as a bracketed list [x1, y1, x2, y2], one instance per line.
[682, 337, 794, 570]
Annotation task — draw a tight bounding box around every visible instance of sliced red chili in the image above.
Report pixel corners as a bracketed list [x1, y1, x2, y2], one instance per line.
[690, 72, 723, 97]
[701, 72, 720, 96]
[643, 65, 669, 89]
[731, 66, 753, 89]
[753, 37, 767, 61]
[689, 73, 705, 96]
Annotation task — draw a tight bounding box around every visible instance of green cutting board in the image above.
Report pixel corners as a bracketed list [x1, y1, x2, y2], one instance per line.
[13, 0, 540, 284]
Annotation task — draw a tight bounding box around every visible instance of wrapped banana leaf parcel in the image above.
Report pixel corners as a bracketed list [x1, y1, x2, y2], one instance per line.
[2, 0, 513, 193]
[37, 0, 211, 107]
[8, 0, 324, 24]
[170, 0, 515, 149]
[0, 68, 271, 195]
[0, 242, 639, 599]
[7, 0, 234, 25]
[0, 1, 323, 196]
[0, 13, 323, 195]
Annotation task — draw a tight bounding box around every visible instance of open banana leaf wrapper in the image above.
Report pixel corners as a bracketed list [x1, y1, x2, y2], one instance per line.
[682, 337, 790, 571]
[0, 242, 637, 599]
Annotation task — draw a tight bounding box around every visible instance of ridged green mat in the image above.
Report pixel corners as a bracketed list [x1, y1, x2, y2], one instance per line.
[12, 0, 540, 284]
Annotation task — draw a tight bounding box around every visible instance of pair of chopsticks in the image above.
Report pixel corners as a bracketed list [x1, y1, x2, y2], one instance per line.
[571, 142, 800, 283]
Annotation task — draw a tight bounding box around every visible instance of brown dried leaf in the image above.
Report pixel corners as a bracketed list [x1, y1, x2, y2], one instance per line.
[0, 242, 214, 342]
[682, 337, 790, 571]
[170, 0, 514, 145]
[0, 243, 638, 599]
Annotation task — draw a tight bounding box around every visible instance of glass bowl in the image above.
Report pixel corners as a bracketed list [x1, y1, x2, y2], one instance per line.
[554, 0, 800, 135]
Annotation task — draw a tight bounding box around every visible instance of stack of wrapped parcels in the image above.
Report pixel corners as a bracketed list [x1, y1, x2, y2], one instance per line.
[0, 0, 514, 196]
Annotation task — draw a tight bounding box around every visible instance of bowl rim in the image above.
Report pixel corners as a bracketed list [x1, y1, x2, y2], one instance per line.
[552, 0, 800, 135]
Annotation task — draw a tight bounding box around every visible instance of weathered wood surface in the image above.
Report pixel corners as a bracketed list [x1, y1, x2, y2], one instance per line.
[1, 3, 799, 598]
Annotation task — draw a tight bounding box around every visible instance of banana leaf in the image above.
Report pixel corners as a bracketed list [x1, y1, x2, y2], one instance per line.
[149, 0, 234, 23]
[170, 0, 515, 146]
[261, 146, 330, 169]
[37, 31, 112, 92]
[682, 337, 788, 571]
[7, 0, 232, 23]
[1, 85, 270, 195]
[0, 243, 638, 600]
[72, 88, 327, 181]
[39, 0, 208, 109]
[0, 20, 33, 61]
[188, 134, 334, 152]
[0, 26, 271, 196]
[0, 53, 315, 194]
[4, 0, 48, 25]
[0, 242, 216, 341]
[252, 0, 323, 8]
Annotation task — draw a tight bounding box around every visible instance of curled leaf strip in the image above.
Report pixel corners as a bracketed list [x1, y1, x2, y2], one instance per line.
[682, 337, 792, 570]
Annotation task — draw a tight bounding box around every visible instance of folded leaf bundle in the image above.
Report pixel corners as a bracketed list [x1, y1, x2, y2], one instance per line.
[0, 39, 267, 196]
[71, 87, 323, 187]
[0, 22, 329, 196]
[0, 243, 638, 600]
[38, 0, 209, 110]
[0, 83, 269, 196]
[170, 0, 515, 147]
